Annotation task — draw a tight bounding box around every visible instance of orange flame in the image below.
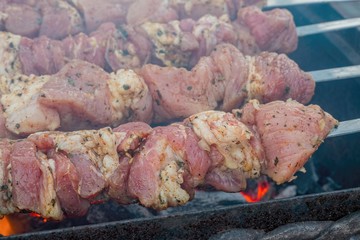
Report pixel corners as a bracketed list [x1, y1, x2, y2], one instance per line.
[0, 213, 47, 236]
[0, 217, 16, 236]
[29, 212, 48, 223]
[241, 181, 270, 203]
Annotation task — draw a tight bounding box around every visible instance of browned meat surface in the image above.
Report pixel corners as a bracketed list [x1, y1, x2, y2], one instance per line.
[0, 44, 314, 137]
[0, 100, 338, 220]
[0, 6, 297, 76]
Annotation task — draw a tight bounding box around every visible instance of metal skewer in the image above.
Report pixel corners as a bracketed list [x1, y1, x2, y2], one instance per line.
[266, 0, 360, 37]
[297, 18, 360, 37]
[309, 65, 360, 83]
[328, 119, 360, 138]
[266, 0, 360, 8]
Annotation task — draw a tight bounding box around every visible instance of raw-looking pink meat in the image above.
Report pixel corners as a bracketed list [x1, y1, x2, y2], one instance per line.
[0, 100, 338, 219]
[49, 150, 90, 217]
[238, 100, 338, 184]
[10, 140, 41, 213]
[141, 44, 314, 123]
[38, 61, 113, 129]
[69, 153, 106, 199]
[237, 6, 297, 53]
[3, 3, 40, 38]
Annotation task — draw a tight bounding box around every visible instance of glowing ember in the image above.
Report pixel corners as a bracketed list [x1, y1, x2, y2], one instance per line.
[29, 212, 48, 223]
[0, 217, 15, 236]
[241, 181, 270, 203]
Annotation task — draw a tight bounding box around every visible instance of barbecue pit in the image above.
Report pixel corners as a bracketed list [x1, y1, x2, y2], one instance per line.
[1, 1, 360, 239]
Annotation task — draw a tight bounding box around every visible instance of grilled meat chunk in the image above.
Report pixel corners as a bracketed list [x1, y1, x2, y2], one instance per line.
[237, 100, 338, 184]
[0, 0, 84, 39]
[0, 100, 338, 219]
[67, 0, 132, 33]
[185, 111, 263, 192]
[48, 150, 90, 217]
[0, 44, 314, 137]
[17, 22, 150, 76]
[1, 3, 41, 38]
[0, 60, 153, 136]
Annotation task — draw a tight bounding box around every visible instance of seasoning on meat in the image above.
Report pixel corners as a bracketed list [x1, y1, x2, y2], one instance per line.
[0, 99, 337, 219]
[0, 0, 265, 37]
[141, 43, 314, 122]
[0, 44, 314, 137]
[0, 60, 153, 136]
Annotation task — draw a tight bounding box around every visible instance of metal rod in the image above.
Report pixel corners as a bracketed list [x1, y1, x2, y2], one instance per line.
[296, 17, 360, 37]
[309, 65, 360, 83]
[328, 119, 360, 138]
[266, 0, 360, 8]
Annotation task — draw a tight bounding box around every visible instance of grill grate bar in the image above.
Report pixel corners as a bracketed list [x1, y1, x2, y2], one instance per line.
[328, 119, 360, 138]
[266, 0, 360, 8]
[310, 65, 360, 82]
[296, 17, 360, 37]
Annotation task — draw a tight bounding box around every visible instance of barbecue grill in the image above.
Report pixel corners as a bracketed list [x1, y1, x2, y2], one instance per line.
[1, 1, 360, 239]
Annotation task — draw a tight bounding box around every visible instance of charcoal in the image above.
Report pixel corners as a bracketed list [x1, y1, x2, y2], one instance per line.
[349, 235, 360, 240]
[159, 191, 246, 215]
[86, 201, 156, 224]
[316, 211, 360, 240]
[274, 185, 297, 199]
[208, 228, 264, 240]
[258, 221, 333, 240]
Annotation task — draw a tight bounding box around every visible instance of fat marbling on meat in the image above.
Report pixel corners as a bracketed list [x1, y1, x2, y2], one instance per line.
[0, 44, 314, 137]
[0, 100, 338, 220]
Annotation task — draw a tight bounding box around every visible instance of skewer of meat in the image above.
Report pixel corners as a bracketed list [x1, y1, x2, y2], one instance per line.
[111, 0, 265, 26]
[0, 44, 314, 137]
[0, 99, 338, 220]
[2, 0, 355, 40]
[0, 0, 265, 39]
[0, 5, 296, 76]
